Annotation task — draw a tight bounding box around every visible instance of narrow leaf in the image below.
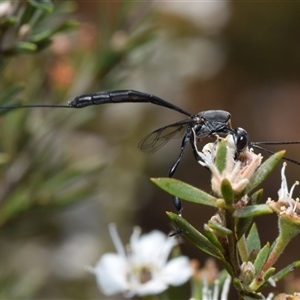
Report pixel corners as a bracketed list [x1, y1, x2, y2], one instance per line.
[253, 243, 270, 274]
[28, 0, 53, 13]
[30, 20, 78, 43]
[152, 178, 218, 207]
[20, 4, 36, 25]
[207, 220, 233, 235]
[251, 189, 264, 205]
[232, 278, 244, 292]
[271, 261, 300, 283]
[236, 190, 265, 239]
[247, 223, 261, 258]
[0, 16, 17, 26]
[203, 225, 225, 254]
[233, 204, 273, 218]
[236, 189, 263, 240]
[262, 267, 275, 282]
[16, 42, 37, 52]
[167, 212, 223, 259]
[244, 151, 285, 195]
[215, 139, 227, 173]
[166, 212, 234, 276]
[221, 178, 234, 206]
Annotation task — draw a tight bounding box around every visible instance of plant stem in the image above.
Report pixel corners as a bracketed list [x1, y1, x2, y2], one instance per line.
[225, 210, 240, 276]
[263, 217, 300, 272]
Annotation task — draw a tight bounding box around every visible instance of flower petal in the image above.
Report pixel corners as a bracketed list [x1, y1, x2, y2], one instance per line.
[161, 256, 192, 286]
[92, 253, 128, 295]
[134, 279, 168, 297]
[131, 231, 175, 267]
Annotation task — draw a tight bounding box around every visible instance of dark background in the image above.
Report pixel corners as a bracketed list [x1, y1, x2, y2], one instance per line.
[1, 1, 300, 299]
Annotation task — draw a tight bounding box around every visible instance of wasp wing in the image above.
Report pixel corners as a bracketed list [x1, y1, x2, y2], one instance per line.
[138, 118, 197, 154]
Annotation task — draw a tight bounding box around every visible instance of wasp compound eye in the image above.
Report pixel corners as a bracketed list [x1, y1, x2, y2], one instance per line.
[234, 127, 249, 152]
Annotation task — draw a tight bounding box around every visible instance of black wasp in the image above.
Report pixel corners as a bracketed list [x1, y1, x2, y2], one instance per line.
[1, 90, 300, 214]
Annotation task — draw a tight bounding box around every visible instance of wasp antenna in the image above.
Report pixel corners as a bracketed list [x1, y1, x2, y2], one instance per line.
[0, 104, 71, 109]
[250, 144, 300, 166]
[251, 141, 300, 145]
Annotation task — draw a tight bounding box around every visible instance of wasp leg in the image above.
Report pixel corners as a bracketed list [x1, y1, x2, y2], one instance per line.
[168, 131, 191, 215]
[190, 128, 202, 162]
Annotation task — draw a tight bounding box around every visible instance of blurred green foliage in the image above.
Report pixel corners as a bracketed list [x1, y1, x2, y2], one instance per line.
[0, 0, 83, 225]
[0, 0, 155, 225]
[0, 1, 156, 298]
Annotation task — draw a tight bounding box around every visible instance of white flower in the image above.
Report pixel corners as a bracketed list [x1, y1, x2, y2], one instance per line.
[89, 224, 192, 298]
[191, 259, 231, 300]
[191, 130, 262, 196]
[277, 162, 299, 212]
[194, 275, 231, 300]
[267, 163, 300, 219]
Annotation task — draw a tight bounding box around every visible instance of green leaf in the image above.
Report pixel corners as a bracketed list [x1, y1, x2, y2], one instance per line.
[271, 261, 300, 283]
[251, 188, 264, 205]
[233, 204, 273, 218]
[236, 189, 264, 240]
[166, 213, 225, 260]
[203, 225, 225, 254]
[0, 192, 34, 225]
[244, 151, 285, 195]
[221, 178, 234, 207]
[262, 267, 275, 282]
[215, 139, 227, 173]
[232, 278, 244, 292]
[0, 16, 17, 26]
[167, 212, 235, 277]
[236, 190, 263, 238]
[30, 19, 79, 43]
[28, 0, 53, 13]
[247, 223, 261, 259]
[253, 242, 270, 274]
[249, 254, 273, 291]
[207, 219, 233, 235]
[20, 4, 37, 25]
[15, 42, 37, 52]
[151, 178, 218, 207]
[32, 38, 52, 51]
